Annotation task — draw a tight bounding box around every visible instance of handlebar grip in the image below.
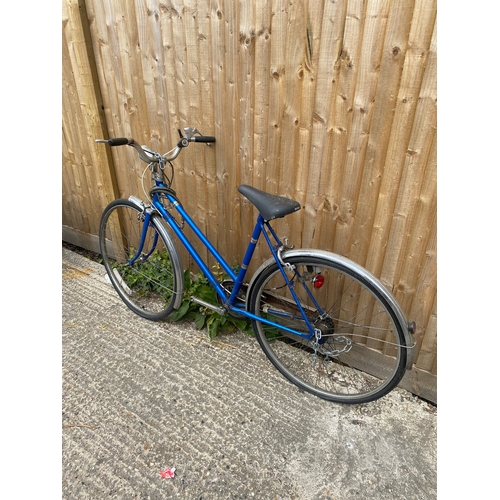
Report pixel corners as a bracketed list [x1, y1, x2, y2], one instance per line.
[191, 136, 216, 143]
[108, 137, 134, 146]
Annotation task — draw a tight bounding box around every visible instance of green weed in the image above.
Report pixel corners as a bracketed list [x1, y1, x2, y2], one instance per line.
[170, 266, 253, 340]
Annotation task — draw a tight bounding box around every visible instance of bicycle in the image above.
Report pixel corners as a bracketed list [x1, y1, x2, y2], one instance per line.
[96, 127, 416, 404]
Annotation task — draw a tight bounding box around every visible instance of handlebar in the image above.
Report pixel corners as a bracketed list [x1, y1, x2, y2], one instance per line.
[190, 135, 215, 143]
[108, 138, 133, 146]
[95, 127, 215, 163]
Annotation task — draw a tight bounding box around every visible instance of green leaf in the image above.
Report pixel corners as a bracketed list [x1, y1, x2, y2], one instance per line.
[171, 300, 190, 321]
[195, 312, 206, 330]
[219, 322, 235, 334]
[183, 310, 198, 321]
[231, 318, 251, 331]
[196, 284, 217, 303]
[208, 319, 220, 340]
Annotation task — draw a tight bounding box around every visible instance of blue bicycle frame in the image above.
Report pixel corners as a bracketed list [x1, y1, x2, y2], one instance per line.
[140, 185, 325, 341]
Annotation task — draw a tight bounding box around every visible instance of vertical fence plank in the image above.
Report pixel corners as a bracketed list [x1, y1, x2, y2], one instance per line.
[237, 0, 257, 257]
[301, 0, 347, 249]
[322, 0, 365, 255]
[294, 0, 323, 209]
[196, 1, 218, 257]
[266, 0, 288, 197]
[252, 0, 272, 193]
[183, 0, 211, 264]
[274, 0, 307, 245]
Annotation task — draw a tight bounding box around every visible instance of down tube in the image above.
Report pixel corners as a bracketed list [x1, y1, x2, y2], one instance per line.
[152, 198, 234, 299]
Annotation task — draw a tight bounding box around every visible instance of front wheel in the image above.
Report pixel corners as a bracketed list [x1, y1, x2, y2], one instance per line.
[248, 254, 408, 404]
[99, 199, 182, 320]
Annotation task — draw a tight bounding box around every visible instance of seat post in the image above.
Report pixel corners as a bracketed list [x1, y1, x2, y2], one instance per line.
[229, 215, 264, 305]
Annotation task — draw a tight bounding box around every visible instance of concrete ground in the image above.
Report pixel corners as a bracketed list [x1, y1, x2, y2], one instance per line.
[62, 247, 437, 499]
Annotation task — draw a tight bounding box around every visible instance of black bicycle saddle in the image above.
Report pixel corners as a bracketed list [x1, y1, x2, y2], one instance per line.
[238, 184, 301, 221]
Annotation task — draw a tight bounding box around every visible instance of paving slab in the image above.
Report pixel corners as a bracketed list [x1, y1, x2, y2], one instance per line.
[62, 247, 437, 499]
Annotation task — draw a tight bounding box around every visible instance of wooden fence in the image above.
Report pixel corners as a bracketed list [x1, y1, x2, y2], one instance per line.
[62, 0, 437, 403]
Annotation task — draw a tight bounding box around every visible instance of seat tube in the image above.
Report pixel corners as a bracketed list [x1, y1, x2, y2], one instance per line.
[229, 215, 264, 305]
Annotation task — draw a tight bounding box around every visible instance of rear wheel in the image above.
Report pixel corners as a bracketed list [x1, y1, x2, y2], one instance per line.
[248, 255, 408, 404]
[99, 199, 181, 320]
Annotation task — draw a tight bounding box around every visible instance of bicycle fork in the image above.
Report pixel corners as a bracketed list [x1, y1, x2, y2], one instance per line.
[124, 198, 158, 265]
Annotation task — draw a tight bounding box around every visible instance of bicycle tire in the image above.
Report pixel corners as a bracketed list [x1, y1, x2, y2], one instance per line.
[247, 253, 408, 404]
[99, 199, 182, 320]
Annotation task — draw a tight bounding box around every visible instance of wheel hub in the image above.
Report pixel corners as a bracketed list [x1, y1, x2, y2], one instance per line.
[311, 316, 352, 357]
